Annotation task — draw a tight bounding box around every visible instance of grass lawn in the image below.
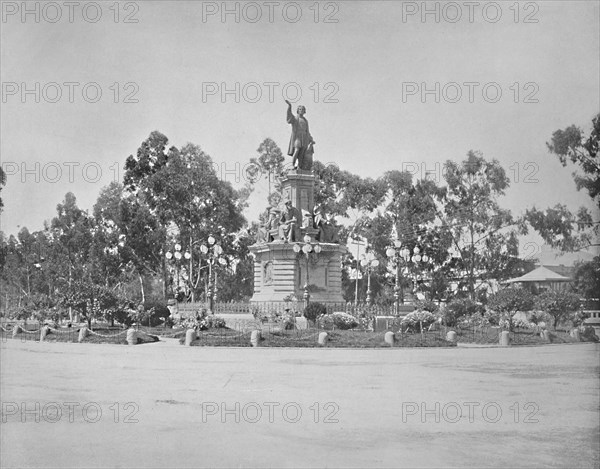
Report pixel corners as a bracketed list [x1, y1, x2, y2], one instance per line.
[184, 327, 457, 348]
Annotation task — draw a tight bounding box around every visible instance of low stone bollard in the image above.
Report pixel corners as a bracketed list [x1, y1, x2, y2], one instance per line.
[570, 329, 581, 341]
[384, 331, 395, 346]
[12, 325, 21, 338]
[126, 328, 137, 345]
[499, 331, 510, 346]
[185, 329, 197, 346]
[40, 326, 50, 342]
[446, 331, 457, 342]
[251, 330, 262, 347]
[78, 327, 89, 343]
[318, 332, 328, 346]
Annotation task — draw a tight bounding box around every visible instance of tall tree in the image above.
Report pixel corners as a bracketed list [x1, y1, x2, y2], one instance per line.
[526, 113, 600, 251]
[0, 166, 6, 211]
[49, 192, 94, 290]
[547, 113, 600, 207]
[312, 161, 386, 218]
[249, 138, 285, 197]
[438, 151, 518, 299]
[122, 133, 247, 301]
[90, 182, 135, 290]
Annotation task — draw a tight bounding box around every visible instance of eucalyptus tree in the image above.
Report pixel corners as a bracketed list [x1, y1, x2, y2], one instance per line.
[122, 132, 247, 301]
[525, 113, 599, 252]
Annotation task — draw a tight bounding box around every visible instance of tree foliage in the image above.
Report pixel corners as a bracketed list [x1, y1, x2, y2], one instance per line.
[546, 113, 600, 207]
[0, 166, 6, 211]
[249, 138, 285, 197]
[534, 290, 582, 328]
[572, 256, 600, 302]
[526, 113, 600, 251]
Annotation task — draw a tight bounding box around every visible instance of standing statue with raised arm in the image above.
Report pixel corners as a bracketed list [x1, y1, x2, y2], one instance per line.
[286, 99, 315, 170]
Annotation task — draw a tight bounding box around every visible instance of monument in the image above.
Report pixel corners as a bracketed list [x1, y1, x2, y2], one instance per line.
[249, 102, 346, 303]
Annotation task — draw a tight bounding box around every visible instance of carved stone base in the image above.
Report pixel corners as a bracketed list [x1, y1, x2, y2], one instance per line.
[249, 242, 346, 303]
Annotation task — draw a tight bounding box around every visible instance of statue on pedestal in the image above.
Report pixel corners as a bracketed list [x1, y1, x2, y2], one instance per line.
[314, 204, 340, 243]
[286, 100, 315, 171]
[256, 207, 279, 244]
[278, 200, 300, 242]
[301, 209, 313, 229]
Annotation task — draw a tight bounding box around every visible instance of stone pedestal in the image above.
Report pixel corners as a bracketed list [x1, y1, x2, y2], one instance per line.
[250, 169, 346, 304]
[250, 242, 346, 303]
[280, 170, 316, 225]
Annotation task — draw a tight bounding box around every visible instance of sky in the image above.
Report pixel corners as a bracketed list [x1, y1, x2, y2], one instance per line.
[1, 0, 599, 266]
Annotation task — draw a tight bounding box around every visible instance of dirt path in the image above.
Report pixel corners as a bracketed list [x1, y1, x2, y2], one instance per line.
[1, 340, 598, 468]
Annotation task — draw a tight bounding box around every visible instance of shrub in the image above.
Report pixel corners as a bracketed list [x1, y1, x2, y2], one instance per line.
[130, 301, 172, 327]
[486, 288, 536, 331]
[443, 298, 484, 327]
[317, 312, 359, 330]
[400, 310, 436, 333]
[415, 299, 439, 313]
[488, 288, 535, 315]
[580, 326, 600, 342]
[280, 311, 296, 330]
[535, 291, 582, 328]
[529, 310, 550, 326]
[303, 302, 327, 323]
[199, 315, 227, 330]
[182, 313, 227, 331]
[512, 317, 535, 330]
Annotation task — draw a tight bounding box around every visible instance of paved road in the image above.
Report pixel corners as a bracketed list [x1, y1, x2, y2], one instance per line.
[1, 340, 598, 468]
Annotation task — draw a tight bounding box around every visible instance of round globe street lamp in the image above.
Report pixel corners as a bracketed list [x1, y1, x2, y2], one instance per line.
[360, 251, 380, 305]
[200, 235, 227, 313]
[408, 246, 430, 297]
[165, 243, 189, 298]
[293, 234, 322, 306]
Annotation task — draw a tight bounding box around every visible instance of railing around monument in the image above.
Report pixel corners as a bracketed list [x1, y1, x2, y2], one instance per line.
[176, 301, 414, 318]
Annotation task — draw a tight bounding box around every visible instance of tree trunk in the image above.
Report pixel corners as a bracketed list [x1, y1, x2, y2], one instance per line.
[138, 272, 146, 304]
[162, 256, 169, 300]
[469, 223, 475, 300]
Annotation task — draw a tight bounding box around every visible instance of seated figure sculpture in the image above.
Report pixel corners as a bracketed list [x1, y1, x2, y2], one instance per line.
[256, 208, 279, 243]
[314, 204, 339, 243]
[278, 200, 300, 242]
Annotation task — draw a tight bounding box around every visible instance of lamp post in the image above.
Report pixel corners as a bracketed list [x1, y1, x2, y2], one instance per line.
[199, 235, 226, 313]
[293, 234, 322, 306]
[360, 251, 380, 305]
[386, 240, 410, 315]
[165, 243, 186, 299]
[408, 247, 430, 296]
[386, 242, 431, 314]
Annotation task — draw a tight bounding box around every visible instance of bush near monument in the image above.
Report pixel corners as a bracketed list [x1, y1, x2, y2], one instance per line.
[486, 288, 536, 331]
[400, 310, 437, 333]
[303, 302, 327, 323]
[317, 312, 359, 330]
[534, 290, 583, 329]
[442, 298, 484, 327]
